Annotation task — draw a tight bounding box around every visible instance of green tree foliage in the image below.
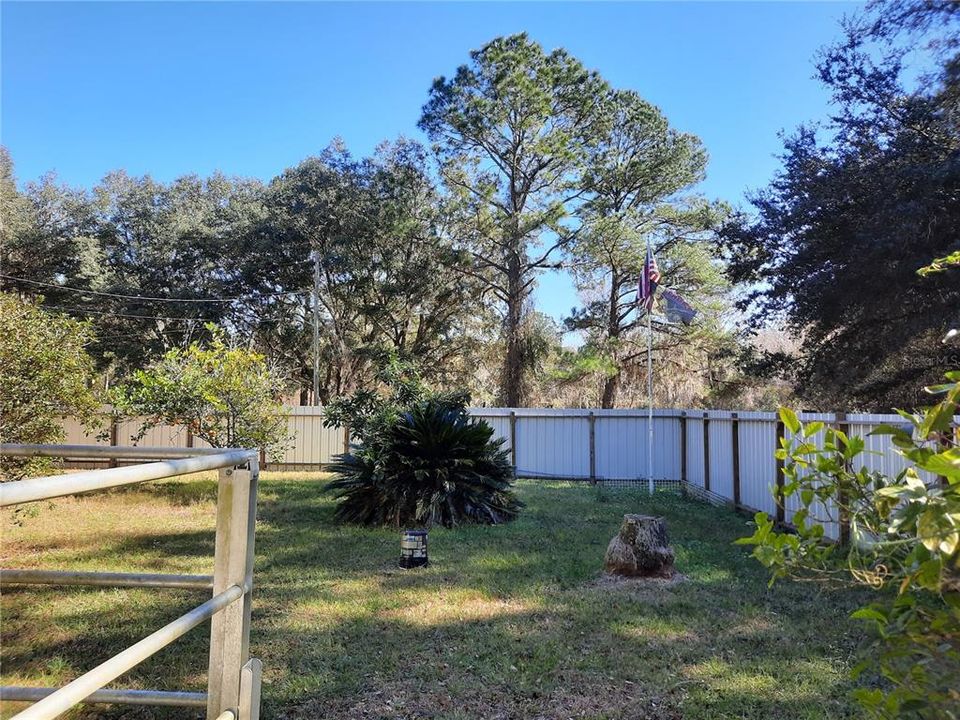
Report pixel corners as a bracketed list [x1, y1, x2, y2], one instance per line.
[1, 138, 488, 402]
[0, 293, 99, 479]
[721, 2, 960, 410]
[0, 149, 102, 308]
[566, 89, 732, 407]
[0, 161, 267, 377]
[249, 139, 487, 402]
[111, 328, 291, 457]
[324, 361, 520, 527]
[919, 250, 960, 277]
[420, 33, 611, 407]
[738, 376, 960, 718]
[2, 33, 779, 411]
[464, 310, 573, 407]
[0, 149, 32, 256]
[86, 171, 265, 373]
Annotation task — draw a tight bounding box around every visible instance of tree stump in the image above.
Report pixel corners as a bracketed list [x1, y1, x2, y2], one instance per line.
[604, 514, 675, 578]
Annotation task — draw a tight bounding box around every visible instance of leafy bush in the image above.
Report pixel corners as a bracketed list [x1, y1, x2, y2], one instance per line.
[322, 356, 467, 448]
[324, 360, 521, 528]
[738, 372, 960, 719]
[111, 327, 292, 458]
[0, 294, 100, 479]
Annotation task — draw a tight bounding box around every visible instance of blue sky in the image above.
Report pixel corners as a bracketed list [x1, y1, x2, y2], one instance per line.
[2, 1, 856, 326]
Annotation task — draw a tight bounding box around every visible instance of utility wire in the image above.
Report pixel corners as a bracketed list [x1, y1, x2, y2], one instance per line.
[0, 274, 310, 303]
[40, 304, 217, 323]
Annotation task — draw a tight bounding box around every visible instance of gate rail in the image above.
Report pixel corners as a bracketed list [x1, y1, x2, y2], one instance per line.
[0, 444, 263, 720]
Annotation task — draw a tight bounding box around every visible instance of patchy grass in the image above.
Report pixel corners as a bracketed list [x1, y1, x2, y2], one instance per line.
[1, 474, 868, 719]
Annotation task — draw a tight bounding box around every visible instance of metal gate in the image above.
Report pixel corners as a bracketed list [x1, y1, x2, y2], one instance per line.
[0, 444, 263, 720]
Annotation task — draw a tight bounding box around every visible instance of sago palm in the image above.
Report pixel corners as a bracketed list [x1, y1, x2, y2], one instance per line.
[326, 400, 522, 527]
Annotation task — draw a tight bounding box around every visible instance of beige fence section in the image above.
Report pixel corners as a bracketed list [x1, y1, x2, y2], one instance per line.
[61, 408, 348, 470]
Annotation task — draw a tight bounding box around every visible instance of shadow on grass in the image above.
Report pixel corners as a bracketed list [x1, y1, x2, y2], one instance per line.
[100, 478, 221, 506]
[1, 478, 868, 720]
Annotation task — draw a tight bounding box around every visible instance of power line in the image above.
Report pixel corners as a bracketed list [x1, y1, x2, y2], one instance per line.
[40, 304, 217, 323]
[93, 330, 195, 342]
[0, 274, 310, 303]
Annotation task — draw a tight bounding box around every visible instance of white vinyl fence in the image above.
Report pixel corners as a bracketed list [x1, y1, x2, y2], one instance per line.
[59, 406, 939, 541]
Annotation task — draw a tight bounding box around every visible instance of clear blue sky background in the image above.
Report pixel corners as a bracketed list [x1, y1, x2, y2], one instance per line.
[2, 1, 856, 326]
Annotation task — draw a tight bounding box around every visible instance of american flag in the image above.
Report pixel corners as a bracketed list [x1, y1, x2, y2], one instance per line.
[638, 246, 660, 310]
[661, 287, 697, 325]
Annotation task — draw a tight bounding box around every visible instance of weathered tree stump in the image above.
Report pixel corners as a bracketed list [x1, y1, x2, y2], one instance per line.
[604, 514, 675, 578]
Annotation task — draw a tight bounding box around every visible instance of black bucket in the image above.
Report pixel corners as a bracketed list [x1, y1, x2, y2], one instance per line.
[399, 529, 428, 569]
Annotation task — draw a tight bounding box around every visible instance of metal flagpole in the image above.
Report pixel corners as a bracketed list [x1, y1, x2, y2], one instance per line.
[312, 250, 321, 407]
[646, 236, 654, 495]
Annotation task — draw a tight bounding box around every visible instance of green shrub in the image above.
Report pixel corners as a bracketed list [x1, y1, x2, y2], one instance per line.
[111, 327, 292, 458]
[0, 294, 99, 480]
[738, 372, 960, 719]
[327, 399, 520, 528]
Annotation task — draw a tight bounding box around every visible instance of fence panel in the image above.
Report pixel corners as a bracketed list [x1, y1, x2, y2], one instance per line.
[593, 416, 639, 480]
[591, 412, 679, 482]
[513, 412, 591, 479]
[116, 419, 190, 449]
[468, 409, 513, 455]
[847, 413, 941, 485]
[278, 408, 343, 466]
[60, 416, 110, 446]
[684, 415, 706, 490]
[707, 413, 735, 501]
[786, 413, 840, 540]
[655, 415, 682, 482]
[737, 414, 778, 516]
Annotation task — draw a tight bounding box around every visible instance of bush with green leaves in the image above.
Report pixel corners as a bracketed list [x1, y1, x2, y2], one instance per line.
[111, 327, 291, 458]
[738, 373, 960, 719]
[0, 293, 100, 479]
[324, 359, 521, 528]
[322, 357, 466, 447]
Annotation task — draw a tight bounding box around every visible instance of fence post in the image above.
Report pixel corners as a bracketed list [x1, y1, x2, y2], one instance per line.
[207, 458, 258, 718]
[732, 412, 741, 509]
[108, 418, 119, 468]
[509, 411, 517, 473]
[239, 658, 263, 720]
[702, 413, 711, 493]
[588, 412, 596, 484]
[679, 412, 687, 497]
[775, 419, 786, 524]
[835, 412, 850, 545]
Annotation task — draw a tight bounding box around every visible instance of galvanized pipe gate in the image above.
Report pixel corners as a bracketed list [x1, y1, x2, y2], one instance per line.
[0, 444, 263, 720]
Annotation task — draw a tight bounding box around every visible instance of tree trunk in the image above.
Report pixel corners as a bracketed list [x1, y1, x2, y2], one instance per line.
[601, 266, 622, 409]
[501, 251, 525, 408]
[604, 514, 675, 578]
[601, 372, 620, 409]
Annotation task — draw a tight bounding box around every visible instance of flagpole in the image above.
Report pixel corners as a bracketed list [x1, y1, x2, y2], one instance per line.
[646, 236, 654, 495]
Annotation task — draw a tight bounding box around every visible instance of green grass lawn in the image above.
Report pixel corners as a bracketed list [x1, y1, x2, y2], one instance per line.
[1, 473, 869, 719]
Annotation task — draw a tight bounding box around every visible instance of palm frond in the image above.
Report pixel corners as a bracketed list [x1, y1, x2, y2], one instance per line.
[325, 400, 522, 527]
